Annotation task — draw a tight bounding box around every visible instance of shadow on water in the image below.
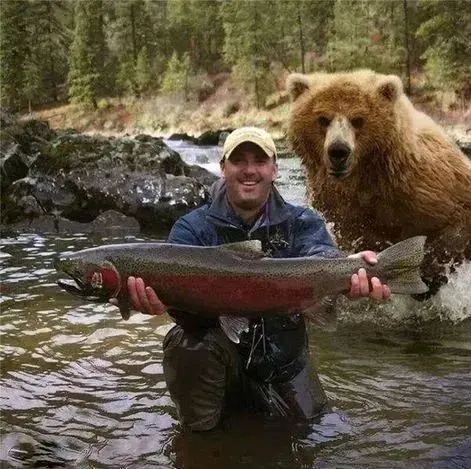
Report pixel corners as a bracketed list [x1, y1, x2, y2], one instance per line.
[163, 411, 353, 469]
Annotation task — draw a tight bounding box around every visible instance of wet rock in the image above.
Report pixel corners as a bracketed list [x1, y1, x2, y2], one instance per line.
[0, 144, 29, 190]
[1, 115, 218, 235]
[91, 210, 141, 235]
[168, 133, 198, 144]
[195, 154, 210, 164]
[196, 129, 234, 146]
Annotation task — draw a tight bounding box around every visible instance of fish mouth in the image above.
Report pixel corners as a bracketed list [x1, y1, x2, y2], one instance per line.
[56, 275, 102, 301]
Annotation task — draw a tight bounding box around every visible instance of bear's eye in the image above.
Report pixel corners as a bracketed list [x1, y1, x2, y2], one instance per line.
[351, 117, 364, 129]
[318, 116, 331, 127]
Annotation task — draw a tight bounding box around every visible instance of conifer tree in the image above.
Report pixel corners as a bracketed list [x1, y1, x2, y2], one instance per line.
[327, 0, 405, 74]
[67, 0, 106, 107]
[136, 46, 151, 95]
[112, 0, 155, 96]
[0, 0, 28, 111]
[221, 0, 275, 107]
[161, 51, 191, 99]
[417, 0, 471, 99]
[24, 0, 70, 107]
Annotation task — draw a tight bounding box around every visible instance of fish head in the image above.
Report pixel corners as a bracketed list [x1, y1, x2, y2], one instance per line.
[55, 255, 121, 301]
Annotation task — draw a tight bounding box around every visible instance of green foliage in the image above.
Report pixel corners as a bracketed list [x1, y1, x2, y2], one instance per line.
[221, 0, 277, 107]
[67, 0, 107, 107]
[1, 0, 469, 112]
[135, 46, 152, 94]
[161, 52, 191, 97]
[326, 0, 406, 74]
[24, 0, 71, 106]
[167, 0, 224, 73]
[116, 56, 136, 96]
[417, 0, 471, 99]
[0, 0, 28, 111]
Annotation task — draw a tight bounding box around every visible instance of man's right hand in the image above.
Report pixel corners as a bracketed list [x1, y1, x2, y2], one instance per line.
[109, 276, 167, 316]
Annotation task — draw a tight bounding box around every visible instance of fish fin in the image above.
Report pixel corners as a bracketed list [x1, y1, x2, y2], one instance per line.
[219, 316, 250, 343]
[377, 236, 429, 295]
[218, 240, 266, 260]
[116, 296, 131, 320]
[303, 295, 338, 329]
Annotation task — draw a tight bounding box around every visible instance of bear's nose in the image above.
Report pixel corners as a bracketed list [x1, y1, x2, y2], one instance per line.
[328, 142, 351, 167]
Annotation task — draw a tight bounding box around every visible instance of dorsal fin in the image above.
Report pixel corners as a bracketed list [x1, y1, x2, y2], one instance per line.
[217, 240, 266, 260]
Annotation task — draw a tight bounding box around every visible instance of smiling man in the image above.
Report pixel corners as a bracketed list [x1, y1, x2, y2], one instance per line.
[119, 127, 390, 431]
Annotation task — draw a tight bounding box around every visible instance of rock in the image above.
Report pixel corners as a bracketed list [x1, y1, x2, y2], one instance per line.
[91, 210, 141, 235]
[0, 115, 218, 236]
[168, 133, 198, 143]
[0, 144, 29, 190]
[3, 210, 141, 236]
[195, 154, 210, 164]
[196, 129, 234, 146]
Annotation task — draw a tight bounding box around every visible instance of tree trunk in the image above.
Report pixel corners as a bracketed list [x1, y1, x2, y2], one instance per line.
[403, 0, 411, 95]
[297, 2, 305, 74]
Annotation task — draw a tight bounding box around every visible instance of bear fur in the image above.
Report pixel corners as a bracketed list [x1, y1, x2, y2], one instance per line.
[286, 69, 471, 294]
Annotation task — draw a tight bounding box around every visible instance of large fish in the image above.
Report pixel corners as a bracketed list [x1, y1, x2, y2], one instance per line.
[55, 236, 428, 341]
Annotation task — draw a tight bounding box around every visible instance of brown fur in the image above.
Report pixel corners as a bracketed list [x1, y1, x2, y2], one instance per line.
[287, 70, 471, 292]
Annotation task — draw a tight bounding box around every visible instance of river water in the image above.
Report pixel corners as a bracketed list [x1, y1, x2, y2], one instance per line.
[1, 142, 470, 468]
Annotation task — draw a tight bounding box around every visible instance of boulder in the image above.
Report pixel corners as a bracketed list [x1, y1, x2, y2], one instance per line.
[1, 116, 218, 235]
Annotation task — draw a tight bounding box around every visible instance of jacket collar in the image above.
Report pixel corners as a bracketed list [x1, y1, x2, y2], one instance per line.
[207, 179, 292, 230]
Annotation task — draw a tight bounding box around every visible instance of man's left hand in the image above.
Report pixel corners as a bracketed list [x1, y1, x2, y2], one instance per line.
[347, 251, 391, 301]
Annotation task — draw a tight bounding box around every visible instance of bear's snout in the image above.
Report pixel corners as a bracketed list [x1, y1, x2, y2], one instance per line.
[327, 141, 351, 175]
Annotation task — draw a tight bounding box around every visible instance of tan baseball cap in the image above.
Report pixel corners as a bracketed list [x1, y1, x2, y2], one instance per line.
[222, 127, 277, 161]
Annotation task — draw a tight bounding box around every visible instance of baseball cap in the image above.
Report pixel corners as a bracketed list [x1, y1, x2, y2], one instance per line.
[222, 127, 277, 161]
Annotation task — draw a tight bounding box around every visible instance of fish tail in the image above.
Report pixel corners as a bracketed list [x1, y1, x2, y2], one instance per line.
[377, 236, 428, 295]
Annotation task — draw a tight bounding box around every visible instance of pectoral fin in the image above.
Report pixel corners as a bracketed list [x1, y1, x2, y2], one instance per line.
[219, 316, 250, 343]
[113, 293, 132, 320]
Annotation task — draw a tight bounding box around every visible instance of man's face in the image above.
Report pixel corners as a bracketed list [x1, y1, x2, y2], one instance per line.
[220, 142, 278, 213]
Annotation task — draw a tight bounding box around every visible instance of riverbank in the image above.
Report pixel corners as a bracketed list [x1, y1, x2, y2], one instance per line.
[26, 73, 471, 143]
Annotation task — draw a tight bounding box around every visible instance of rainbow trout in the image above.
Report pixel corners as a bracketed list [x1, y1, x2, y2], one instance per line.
[55, 236, 427, 341]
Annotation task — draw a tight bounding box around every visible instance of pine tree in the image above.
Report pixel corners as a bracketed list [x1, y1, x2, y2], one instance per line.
[161, 51, 191, 99]
[221, 0, 276, 107]
[167, 0, 224, 73]
[327, 0, 405, 74]
[24, 0, 71, 108]
[67, 0, 106, 107]
[136, 46, 151, 95]
[417, 0, 471, 100]
[0, 0, 28, 111]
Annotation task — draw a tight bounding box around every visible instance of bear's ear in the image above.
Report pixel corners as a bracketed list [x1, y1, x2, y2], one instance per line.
[286, 73, 310, 101]
[376, 74, 403, 102]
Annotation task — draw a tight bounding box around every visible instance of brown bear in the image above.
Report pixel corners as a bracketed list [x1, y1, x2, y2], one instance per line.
[286, 69, 471, 295]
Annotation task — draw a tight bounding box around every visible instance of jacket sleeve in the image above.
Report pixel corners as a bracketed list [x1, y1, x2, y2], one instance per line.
[167, 216, 204, 246]
[292, 208, 344, 259]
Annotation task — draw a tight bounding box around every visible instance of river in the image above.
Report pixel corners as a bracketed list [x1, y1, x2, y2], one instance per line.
[1, 141, 470, 468]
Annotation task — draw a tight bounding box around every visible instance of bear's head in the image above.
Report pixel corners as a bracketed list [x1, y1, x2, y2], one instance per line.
[287, 70, 404, 180]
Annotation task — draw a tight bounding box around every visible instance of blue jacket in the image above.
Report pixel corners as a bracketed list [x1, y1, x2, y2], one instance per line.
[167, 181, 342, 382]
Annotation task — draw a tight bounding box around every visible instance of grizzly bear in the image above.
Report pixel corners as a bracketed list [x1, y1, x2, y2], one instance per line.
[286, 69, 471, 295]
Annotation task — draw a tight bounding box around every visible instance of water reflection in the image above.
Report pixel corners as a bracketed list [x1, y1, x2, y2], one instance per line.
[1, 233, 471, 466]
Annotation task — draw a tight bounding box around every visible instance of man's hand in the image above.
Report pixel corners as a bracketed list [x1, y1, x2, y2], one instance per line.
[347, 251, 391, 301]
[109, 276, 167, 316]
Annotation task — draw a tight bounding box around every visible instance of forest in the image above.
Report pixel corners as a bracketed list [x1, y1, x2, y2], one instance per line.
[1, 0, 470, 120]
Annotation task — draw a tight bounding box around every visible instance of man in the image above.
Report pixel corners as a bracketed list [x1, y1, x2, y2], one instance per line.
[116, 127, 390, 431]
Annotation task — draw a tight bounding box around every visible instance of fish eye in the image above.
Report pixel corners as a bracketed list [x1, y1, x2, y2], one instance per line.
[351, 117, 364, 129]
[318, 116, 331, 127]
